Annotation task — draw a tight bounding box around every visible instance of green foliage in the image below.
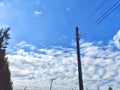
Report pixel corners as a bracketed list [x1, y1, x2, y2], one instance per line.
[0, 28, 13, 90]
[108, 87, 113, 90]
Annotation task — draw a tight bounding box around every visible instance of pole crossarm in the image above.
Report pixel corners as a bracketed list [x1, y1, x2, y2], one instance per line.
[50, 78, 57, 90]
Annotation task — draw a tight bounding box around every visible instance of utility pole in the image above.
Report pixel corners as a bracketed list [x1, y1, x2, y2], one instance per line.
[86, 86, 88, 90]
[97, 85, 100, 90]
[76, 26, 84, 90]
[24, 86, 26, 90]
[50, 78, 57, 90]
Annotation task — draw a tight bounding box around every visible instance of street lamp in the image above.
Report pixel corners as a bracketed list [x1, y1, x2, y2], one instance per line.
[50, 78, 57, 90]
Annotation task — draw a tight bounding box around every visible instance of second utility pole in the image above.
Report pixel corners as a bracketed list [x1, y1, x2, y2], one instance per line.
[76, 26, 84, 90]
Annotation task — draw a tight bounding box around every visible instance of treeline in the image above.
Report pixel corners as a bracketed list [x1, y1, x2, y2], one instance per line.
[0, 28, 12, 90]
[108, 87, 113, 90]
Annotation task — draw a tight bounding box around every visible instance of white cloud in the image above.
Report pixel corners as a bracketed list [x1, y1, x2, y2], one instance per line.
[0, 24, 9, 29]
[34, 10, 43, 16]
[0, 2, 4, 7]
[17, 41, 36, 50]
[113, 30, 120, 49]
[8, 46, 77, 89]
[7, 30, 120, 89]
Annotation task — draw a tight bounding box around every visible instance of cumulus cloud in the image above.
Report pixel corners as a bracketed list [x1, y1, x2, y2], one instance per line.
[7, 30, 120, 89]
[16, 41, 36, 50]
[8, 46, 77, 89]
[34, 10, 43, 16]
[113, 30, 120, 49]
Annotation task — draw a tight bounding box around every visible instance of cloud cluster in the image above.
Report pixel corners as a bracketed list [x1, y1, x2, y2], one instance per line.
[7, 30, 120, 90]
[16, 41, 36, 50]
[113, 30, 120, 49]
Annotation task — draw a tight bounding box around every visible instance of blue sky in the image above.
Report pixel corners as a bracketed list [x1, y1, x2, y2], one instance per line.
[0, 0, 119, 47]
[0, 0, 120, 90]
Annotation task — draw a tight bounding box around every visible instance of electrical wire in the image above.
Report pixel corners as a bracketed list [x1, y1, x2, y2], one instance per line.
[80, 0, 120, 38]
[80, 0, 120, 39]
[80, 0, 107, 35]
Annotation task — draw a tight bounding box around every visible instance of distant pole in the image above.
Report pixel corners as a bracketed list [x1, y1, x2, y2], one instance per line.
[75, 87, 76, 90]
[24, 86, 26, 90]
[86, 86, 88, 90]
[50, 78, 57, 90]
[76, 26, 84, 90]
[97, 85, 100, 90]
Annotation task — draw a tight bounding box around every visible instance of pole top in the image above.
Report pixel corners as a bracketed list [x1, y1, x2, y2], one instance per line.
[76, 26, 78, 30]
[51, 78, 57, 81]
[76, 26, 79, 35]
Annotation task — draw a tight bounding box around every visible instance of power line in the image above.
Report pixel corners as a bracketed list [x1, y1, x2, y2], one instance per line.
[80, 0, 120, 38]
[80, 0, 107, 34]
[80, 0, 120, 39]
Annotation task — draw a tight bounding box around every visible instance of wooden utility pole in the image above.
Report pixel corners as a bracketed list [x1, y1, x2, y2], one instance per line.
[76, 26, 84, 90]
